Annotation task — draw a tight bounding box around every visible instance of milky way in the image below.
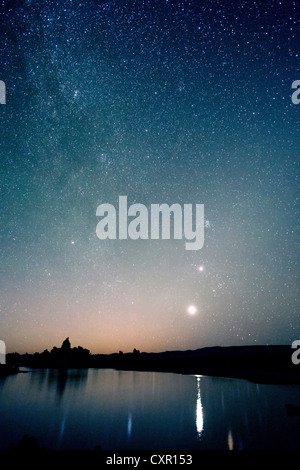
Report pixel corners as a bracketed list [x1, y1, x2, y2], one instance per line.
[0, 0, 299, 354]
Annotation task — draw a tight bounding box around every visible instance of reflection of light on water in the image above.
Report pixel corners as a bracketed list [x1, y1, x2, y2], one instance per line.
[227, 430, 234, 450]
[195, 375, 204, 437]
[57, 415, 66, 449]
[127, 412, 132, 438]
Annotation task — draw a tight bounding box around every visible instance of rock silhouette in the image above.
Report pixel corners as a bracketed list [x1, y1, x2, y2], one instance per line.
[6, 338, 90, 369]
[61, 337, 71, 352]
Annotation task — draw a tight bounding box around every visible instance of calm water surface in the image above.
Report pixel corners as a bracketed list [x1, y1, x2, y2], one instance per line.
[0, 368, 299, 450]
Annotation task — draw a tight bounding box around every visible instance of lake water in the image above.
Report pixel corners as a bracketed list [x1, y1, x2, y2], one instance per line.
[0, 368, 299, 450]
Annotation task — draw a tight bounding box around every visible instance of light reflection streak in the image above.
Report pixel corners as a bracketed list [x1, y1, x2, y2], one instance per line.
[127, 412, 132, 438]
[228, 429, 234, 450]
[195, 375, 204, 437]
[57, 415, 66, 449]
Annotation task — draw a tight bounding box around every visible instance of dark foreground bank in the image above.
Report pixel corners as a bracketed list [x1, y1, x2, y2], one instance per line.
[5, 341, 300, 384]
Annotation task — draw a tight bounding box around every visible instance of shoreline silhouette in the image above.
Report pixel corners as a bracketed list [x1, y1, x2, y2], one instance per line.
[3, 338, 299, 385]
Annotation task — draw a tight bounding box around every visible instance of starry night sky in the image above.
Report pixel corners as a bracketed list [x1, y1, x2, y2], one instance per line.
[0, 0, 299, 354]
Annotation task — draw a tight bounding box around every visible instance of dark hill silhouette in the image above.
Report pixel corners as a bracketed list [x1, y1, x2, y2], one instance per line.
[6, 340, 300, 384]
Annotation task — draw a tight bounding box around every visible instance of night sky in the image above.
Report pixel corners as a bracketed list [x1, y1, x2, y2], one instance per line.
[0, 0, 299, 354]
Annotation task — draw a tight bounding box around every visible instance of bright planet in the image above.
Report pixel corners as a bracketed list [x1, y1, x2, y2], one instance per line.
[187, 305, 197, 315]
